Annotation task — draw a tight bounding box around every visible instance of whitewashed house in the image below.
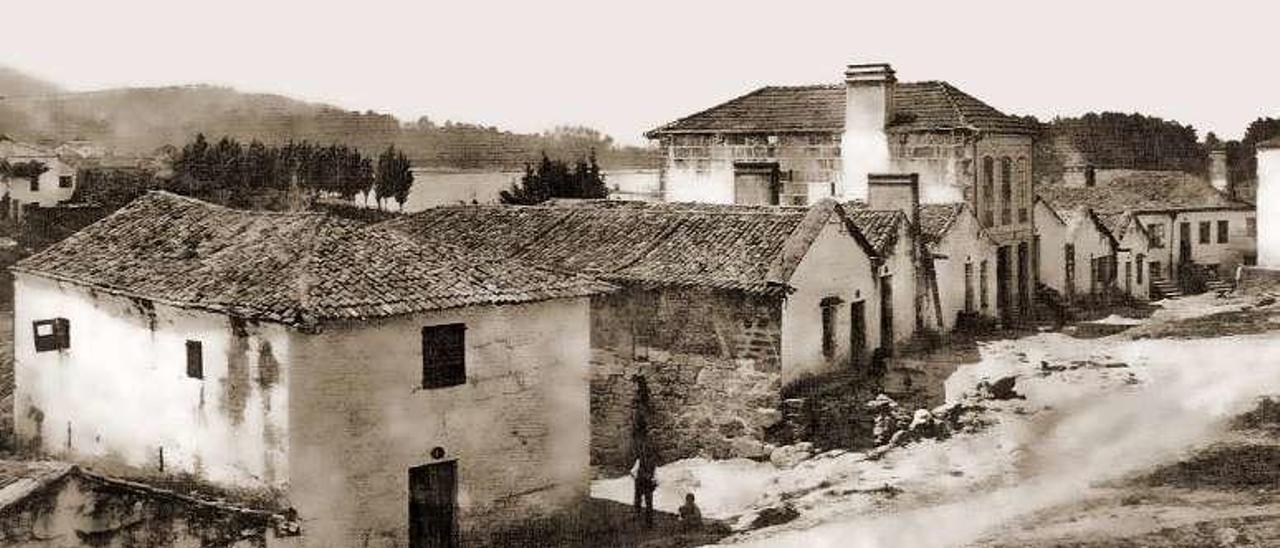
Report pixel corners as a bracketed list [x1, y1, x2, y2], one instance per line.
[1057, 205, 1118, 303]
[1034, 197, 1069, 296]
[12, 191, 612, 546]
[1099, 211, 1154, 300]
[919, 201, 999, 330]
[0, 137, 78, 217]
[384, 199, 882, 470]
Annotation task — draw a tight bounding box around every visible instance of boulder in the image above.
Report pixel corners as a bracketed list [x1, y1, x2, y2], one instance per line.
[749, 504, 800, 530]
[769, 442, 814, 469]
[729, 437, 770, 460]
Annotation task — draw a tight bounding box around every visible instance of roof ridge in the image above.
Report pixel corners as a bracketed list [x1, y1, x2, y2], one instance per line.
[645, 86, 775, 138]
[933, 81, 972, 130]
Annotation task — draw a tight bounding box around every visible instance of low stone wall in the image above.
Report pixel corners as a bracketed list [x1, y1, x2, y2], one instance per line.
[589, 287, 784, 473]
[1237, 265, 1280, 295]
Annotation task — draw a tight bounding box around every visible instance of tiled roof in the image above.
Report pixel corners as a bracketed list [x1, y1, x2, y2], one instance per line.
[918, 202, 967, 244]
[1036, 170, 1254, 214]
[383, 199, 874, 295]
[843, 202, 908, 256]
[14, 192, 612, 328]
[647, 81, 1038, 137]
[1097, 210, 1150, 245]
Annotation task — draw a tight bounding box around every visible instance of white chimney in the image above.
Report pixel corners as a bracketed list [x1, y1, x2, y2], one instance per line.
[1258, 141, 1280, 267]
[1209, 148, 1229, 193]
[842, 63, 895, 202]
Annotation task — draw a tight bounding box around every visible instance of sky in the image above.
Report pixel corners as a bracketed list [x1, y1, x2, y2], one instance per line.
[2, 0, 1276, 145]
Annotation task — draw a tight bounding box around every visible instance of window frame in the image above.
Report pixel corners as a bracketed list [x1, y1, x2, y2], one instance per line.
[1217, 220, 1229, 244]
[421, 323, 467, 389]
[32, 318, 70, 352]
[1199, 221, 1211, 245]
[58, 175, 72, 189]
[185, 340, 204, 379]
[820, 296, 842, 360]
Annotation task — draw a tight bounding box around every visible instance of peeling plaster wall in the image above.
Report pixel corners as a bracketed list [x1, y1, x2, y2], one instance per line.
[879, 223, 919, 347]
[286, 298, 591, 547]
[1114, 223, 1152, 300]
[781, 219, 878, 378]
[658, 133, 843, 205]
[888, 131, 975, 204]
[13, 274, 290, 490]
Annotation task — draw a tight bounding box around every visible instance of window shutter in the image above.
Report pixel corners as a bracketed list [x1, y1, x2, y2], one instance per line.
[422, 324, 466, 389]
[186, 340, 203, 379]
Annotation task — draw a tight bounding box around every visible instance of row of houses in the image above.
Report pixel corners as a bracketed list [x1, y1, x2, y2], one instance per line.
[8, 61, 1259, 547]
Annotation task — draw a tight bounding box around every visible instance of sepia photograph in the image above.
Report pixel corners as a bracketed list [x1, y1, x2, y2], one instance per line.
[0, 1, 1276, 546]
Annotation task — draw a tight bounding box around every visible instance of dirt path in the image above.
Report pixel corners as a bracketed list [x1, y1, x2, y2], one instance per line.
[716, 294, 1280, 547]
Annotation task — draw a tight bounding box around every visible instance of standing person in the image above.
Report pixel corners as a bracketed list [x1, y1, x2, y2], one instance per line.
[678, 492, 703, 531]
[632, 373, 653, 440]
[632, 440, 658, 528]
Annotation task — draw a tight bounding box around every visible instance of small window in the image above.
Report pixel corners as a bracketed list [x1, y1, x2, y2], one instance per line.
[1136, 254, 1145, 284]
[422, 324, 466, 389]
[29, 178, 38, 192]
[1199, 222, 1211, 244]
[185, 340, 203, 379]
[1217, 220, 1229, 244]
[964, 262, 975, 313]
[58, 175, 72, 189]
[33, 318, 70, 352]
[1147, 224, 1165, 248]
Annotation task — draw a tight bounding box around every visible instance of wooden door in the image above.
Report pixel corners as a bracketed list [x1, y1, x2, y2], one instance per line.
[410, 461, 458, 548]
[733, 163, 779, 205]
[850, 300, 866, 365]
[879, 276, 894, 355]
[1179, 222, 1192, 265]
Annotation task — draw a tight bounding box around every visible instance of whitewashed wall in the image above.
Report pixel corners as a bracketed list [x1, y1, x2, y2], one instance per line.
[13, 274, 290, 489]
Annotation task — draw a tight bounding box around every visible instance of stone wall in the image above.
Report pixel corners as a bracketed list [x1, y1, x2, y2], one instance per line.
[589, 286, 783, 473]
[888, 131, 976, 204]
[658, 132, 843, 205]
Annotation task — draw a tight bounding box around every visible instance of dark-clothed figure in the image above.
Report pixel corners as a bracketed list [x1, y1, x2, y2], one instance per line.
[632, 374, 653, 439]
[632, 441, 658, 528]
[678, 492, 703, 531]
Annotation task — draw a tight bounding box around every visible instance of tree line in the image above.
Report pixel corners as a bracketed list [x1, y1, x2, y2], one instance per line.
[500, 151, 608, 205]
[172, 134, 415, 209]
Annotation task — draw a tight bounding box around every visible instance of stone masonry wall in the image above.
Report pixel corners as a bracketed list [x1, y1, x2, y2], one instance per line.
[589, 286, 783, 473]
[660, 132, 843, 205]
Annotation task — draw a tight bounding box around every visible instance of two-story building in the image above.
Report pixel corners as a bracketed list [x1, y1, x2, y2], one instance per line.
[646, 62, 1039, 322]
[13, 191, 613, 547]
[0, 136, 78, 218]
[1038, 170, 1255, 294]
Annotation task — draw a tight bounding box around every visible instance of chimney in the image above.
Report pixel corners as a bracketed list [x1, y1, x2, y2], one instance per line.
[1209, 148, 1229, 195]
[868, 173, 920, 227]
[842, 63, 896, 202]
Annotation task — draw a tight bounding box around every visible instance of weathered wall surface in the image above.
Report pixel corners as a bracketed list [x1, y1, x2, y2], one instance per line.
[1136, 209, 1256, 279]
[1113, 221, 1152, 300]
[1065, 214, 1115, 297]
[781, 219, 878, 377]
[888, 131, 975, 204]
[13, 274, 290, 490]
[589, 287, 782, 472]
[1035, 201, 1068, 293]
[0, 470, 295, 547]
[931, 211, 998, 330]
[658, 133, 843, 205]
[287, 298, 591, 547]
[1260, 148, 1280, 267]
[881, 223, 919, 347]
[3, 157, 77, 208]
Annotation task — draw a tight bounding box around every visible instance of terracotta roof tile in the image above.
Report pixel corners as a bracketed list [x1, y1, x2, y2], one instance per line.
[383, 199, 873, 295]
[918, 202, 967, 243]
[14, 192, 612, 327]
[1037, 170, 1253, 214]
[647, 82, 1037, 137]
[843, 202, 908, 255]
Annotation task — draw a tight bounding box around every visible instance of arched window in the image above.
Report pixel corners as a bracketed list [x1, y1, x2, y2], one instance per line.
[981, 156, 995, 226]
[1016, 157, 1029, 223]
[1000, 157, 1013, 225]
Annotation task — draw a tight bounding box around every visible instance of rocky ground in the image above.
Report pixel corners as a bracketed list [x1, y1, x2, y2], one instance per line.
[592, 292, 1280, 547]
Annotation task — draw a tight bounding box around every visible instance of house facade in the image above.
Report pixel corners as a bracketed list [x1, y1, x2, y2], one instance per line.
[1038, 170, 1256, 290]
[919, 202, 999, 330]
[1099, 211, 1154, 300]
[384, 200, 884, 471]
[13, 192, 611, 547]
[0, 137, 78, 216]
[646, 62, 1039, 322]
[1033, 198, 1068, 296]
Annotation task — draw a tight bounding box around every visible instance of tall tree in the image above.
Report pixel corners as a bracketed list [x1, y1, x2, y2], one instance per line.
[375, 145, 414, 210]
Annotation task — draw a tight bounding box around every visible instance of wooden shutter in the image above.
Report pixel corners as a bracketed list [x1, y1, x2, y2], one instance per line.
[422, 324, 466, 389]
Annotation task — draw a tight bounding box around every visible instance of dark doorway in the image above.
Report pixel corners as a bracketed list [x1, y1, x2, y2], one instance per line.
[879, 276, 894, 355]
[1016, 243, 1029, 316]
[996, 246, 1012, 322]
[733, 162, 780, 205]
[1179, 221, 1192, 266]
[850, 300, 866, 365]
[410, 461, 458, 548]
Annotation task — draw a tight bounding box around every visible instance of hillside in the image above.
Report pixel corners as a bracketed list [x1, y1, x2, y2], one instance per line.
[0, 67, 655, 170]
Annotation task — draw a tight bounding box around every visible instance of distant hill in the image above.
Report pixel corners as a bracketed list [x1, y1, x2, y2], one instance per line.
[0, 66, 656, 170]
[1035, 112, 1208, 185]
